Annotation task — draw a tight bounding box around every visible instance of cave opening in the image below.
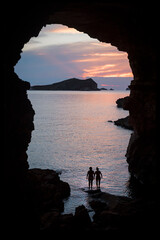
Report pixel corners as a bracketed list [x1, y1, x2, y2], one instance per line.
[15, 23, 133, 87]
[4, 2, 158, 233]
[14, 23, 134, 212]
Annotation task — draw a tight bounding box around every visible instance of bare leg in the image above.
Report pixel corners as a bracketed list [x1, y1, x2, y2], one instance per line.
[96, 179, 101, 188]
[96, 179, 98, 189]
[98, 179, 100, 188]
[89, 179, 92, 189]
[91, 180, 93, 189]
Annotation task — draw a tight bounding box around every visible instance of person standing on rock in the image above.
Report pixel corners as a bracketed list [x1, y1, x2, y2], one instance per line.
[94, 167, 102, 189]
[86, 167, 94, 189]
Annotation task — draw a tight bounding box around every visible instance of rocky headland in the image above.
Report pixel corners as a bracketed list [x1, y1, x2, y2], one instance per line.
[114, 116, 133, 130]
[116, 96, 129, 108]
[30, 78, 99, 91]
[109, 96, 133, 130]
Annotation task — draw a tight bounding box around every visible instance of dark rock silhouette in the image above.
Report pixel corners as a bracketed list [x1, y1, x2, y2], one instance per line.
[40, 191, 158, 233]
[30, 78, 99, 91]
[4, 1, 158, 234]
[99, 87, 108, 90]
[88, 191, 158, 233]
[74, 205, 91, 228]
[116, 96, 130, 109]
[114, 116, 133, 130]
[27, 168, 70, 212]
[108, 97, 133, 130]
[115, 96, 133, 130]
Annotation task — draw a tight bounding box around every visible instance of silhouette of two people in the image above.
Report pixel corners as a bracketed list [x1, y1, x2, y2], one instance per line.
[86, 167, 102, 189]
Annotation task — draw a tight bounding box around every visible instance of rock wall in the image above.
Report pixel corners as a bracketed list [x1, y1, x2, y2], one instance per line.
[4, 1, 159, 232]
[126, 46, 158, 185]
[4, 70, 34, 183]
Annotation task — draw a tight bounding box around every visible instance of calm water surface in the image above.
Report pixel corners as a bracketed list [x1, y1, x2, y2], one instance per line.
[27, 91, 132, 214]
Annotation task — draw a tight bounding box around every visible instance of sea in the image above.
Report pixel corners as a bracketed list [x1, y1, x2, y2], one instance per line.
[27, 90, 132, 214]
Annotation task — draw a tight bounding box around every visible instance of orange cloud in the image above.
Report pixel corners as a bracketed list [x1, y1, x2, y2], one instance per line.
[71, 47, 132, 78]
[81, 62, 133, 78]
[82, 64, 115, 77]
[116, 72, 133, 77]
[47, 25, 79, 34]
[82, 71, 133, 78]
[83, 52, 126, 57]
[73, 58, 99, 63]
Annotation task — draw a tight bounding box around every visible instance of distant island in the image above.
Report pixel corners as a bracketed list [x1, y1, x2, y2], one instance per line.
[30, 78, 99, 91]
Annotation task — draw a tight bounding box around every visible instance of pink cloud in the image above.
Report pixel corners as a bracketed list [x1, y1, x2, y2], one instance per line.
[17, 24, 133, 84]
[48, 25, 79, 34]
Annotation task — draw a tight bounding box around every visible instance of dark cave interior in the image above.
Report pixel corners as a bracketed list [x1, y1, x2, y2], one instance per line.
[4, 1, 159, 233]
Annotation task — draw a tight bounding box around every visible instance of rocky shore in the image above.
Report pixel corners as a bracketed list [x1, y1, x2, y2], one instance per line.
[26, 169, 158, 234]
[25, 168, 70, 231]
[109, 96, 133, 130]
[114, 116, 133, 130]
[88, 190, 158, 234]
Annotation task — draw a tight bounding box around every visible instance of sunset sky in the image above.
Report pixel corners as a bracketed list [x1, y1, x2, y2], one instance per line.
[15, 24, 133, 89]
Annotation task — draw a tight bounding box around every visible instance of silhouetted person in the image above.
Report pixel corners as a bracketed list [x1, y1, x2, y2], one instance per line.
[94, 167, 102, 189]
[86, 167, 94, 189]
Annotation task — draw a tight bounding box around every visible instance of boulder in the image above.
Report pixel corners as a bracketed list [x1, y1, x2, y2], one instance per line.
[27, 168, 70, 212]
